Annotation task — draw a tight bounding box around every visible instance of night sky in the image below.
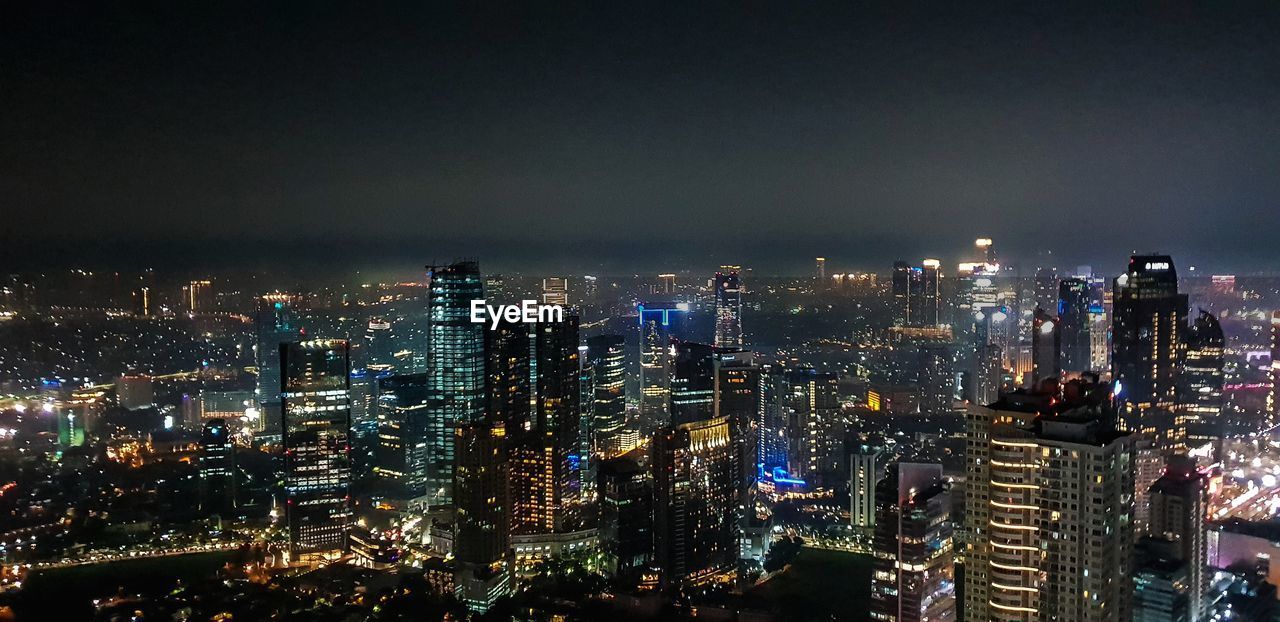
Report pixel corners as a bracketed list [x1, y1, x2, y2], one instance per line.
[4, 2, 1280, 273]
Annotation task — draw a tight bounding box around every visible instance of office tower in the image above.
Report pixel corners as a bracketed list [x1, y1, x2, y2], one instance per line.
[815, 257, 826, 283]
[597, 456, 653, 578]
[1058, 278, 1092, 372]
[1178, 310, 1224, 437]
[484, 320, 532, 434]
[1272, 312, 1280, 428]
[657, 273, 676, 294]
[652, 415, 739, 588]
[281, 340, 352, 557]
[892, 261, 915, 326]
[920, 259, 941, 326]
[869, 462, 955, 622]
[255, 293, 300, 430]
[1112, 255, 1188, 433]
[198, 418, 236, 515]
[1034, 267, 1058, 313]
[761, 368, 842, 485]
[849, 446, 880, 533]
[713, 267, 744, 348]
[578, 356, 594, 492]
[116, 374, 154, 410]
[541, 277, 568, 306]
[509, 316, 582, 535]
[1134, 456, 1207, 622]
[917, 344, 954, 414]
[373, 373, 431, 498]
[586, 335, 626, 457]
[454, 422, 512, 613]
[669, 341, 716, 425]
[185, 279, 213, 313]
[638, 302, 689, 425]
[964, 379, 1135, 622]
[364, 318, 395, 369]
[1031, 307, 1061, 386]
[1133, 439, 1164, 538]
[131, 286, 152, 317]
[713, 350, 763, 506]
[581, 275, 598, 300]
[425, 261, 485, 505]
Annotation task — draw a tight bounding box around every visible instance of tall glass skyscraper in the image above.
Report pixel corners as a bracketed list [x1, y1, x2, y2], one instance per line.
[1112, 255, 1187, 434]
[586, 334, 626, 456]
[713, 267, 743, 348]
[425, 261, 485, 506]
[374, 373, 431, 498]
[198, 418, 236, 515]
[1058, 277, 1093, 373]
[637, 302, 689, 426]
[255, 293, 300, 432]
[1178, 309, 1224, 440]
[282, 339, 352, 557]
[870, 462, 955, 622]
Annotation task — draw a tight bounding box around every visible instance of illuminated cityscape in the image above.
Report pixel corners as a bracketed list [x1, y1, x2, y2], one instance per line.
[4, 3, 1280, 621]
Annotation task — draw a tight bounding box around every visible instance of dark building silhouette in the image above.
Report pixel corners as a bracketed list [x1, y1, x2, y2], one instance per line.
[374, 373, 431, 497]
[598, 456, 653, 579]
[1112, 255, 1187, 434]
[198, 418, 236, 515]
[1058, 277, 1093, 373]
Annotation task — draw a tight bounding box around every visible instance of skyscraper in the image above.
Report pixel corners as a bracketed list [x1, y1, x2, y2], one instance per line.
[586, 334, 626, 456]
[1178, 310, 1224, 441]
[849, 446, 880, 534]
[425, 261, 485, 505]
[255, 293, 300, 431]
[597, 456, 653, 579]
[1058, 277, 1092, 373]
[509, 315, 582, 535]
[454, 422, 512, 612]
[652, 414, 740, 589]
[374, 373, 431, 498]
[1272, 312, 1280, 428]
[638, 302, 688, 425]
[713, 267, 743, 348]
[1134, 456, 1207, 622]
[870, 462, 955, 622]
[815, 257, 826, 283]
[761, 367, 842, 485]
[1112, 255, 1187, 434]
[1031, 307, 1061, 386]
[920, 259, 941, 327]
[198, 418, 236, 515]
[964, 379, 1135, 622]
[541, 277, 568, 306]
[281, 339, 352, 557]
[669, 341, 716, 425]
[713, 350, 763, 506]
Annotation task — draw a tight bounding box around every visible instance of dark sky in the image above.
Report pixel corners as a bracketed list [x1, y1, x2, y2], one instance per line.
[4, 2, 1280, 273]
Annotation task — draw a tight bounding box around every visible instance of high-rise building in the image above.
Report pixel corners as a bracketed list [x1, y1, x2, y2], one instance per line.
[586, 334, 627, 456]
[1272, 312, 1280, 428]
[281, 339, 352, 557]
[373, 373, 431, 498]
[870, 462, 955, 622]
[425, 261, 486, 505]
[964, 379, 1134, 622]
[1178, 310, 1224, 440]
[849, 446, 881, 533]
[453, 422, 512, 612]
[1034, 266, 1059, 314]
[815, 257, 827, 283]
[484, 319, 532, 435]
[1058, 277, 1093, 373]
[1134, 456, 1207, 622]
[509, 316, 582, 535]
[255, 293, 300, 431]
[760, 368, 842, 485]
[917, 344, 955, 414]
[542, 277, 568, 306]
[198, 418, 236, 515]
[185, 279, 213, 313]
[1112, 255, 1187, 434]
[920, 259, 942, 327]
[1031, 307, 1061, 386]
[713, 267, 743, 348]
[652, 414, 740, 589]
[597, 456, 653, 579]
[669, 341, 716, 425]
[638, 302, 689, 425]
[713, 350, 763, 505]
